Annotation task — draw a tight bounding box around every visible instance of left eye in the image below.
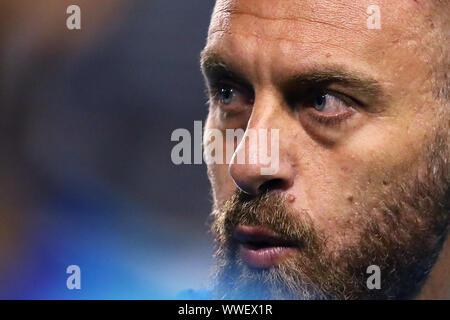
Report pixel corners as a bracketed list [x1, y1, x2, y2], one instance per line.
[311, 92, 351, 114]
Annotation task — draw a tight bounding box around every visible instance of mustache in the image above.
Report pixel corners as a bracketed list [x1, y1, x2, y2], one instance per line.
[211, 189, 320, 253]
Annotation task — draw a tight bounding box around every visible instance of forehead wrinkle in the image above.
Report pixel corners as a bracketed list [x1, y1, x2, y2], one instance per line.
[210, 0, 375, 39]
[210, 0, 435, 49]
[206, 28, 367, 63]
[207, 7, 375, 62]
[217, 10, 372, 39]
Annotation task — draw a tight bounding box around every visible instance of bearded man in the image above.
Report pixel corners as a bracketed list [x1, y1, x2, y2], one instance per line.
[200, 0, 449, 299]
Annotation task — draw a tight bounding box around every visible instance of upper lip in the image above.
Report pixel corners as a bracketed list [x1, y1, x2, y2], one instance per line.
[233, 225, 296, 249]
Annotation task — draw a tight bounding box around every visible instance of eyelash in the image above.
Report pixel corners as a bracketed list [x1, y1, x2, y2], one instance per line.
[305, 105, 355, 126]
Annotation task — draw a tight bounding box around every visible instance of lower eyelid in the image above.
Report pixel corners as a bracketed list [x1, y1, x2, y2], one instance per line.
[304, 107, 355, 126]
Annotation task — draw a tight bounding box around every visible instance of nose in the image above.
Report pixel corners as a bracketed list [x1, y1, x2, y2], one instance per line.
[229, 158, 294, 195]
[228, 96, 296, 196]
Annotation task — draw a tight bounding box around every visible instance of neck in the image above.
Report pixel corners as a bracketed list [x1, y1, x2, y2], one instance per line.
[417, 235, 450, 299]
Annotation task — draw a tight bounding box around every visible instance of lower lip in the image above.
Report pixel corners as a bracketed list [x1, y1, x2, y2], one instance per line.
[239, 244, 295, 269]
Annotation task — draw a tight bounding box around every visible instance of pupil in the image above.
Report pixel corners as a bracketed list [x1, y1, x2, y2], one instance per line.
[314, 94, 326, 111]
[221, 87, 233, 105]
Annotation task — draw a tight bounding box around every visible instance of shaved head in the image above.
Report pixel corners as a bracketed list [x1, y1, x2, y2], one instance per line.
[203, 0, 449, 299]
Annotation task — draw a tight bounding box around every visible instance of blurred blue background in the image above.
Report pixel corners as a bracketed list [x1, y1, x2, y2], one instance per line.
[0, 0, 215, 299]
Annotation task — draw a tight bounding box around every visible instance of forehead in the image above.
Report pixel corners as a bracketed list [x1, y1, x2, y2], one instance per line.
[209, 0, 425, 39]
[206, 0, 430, 82]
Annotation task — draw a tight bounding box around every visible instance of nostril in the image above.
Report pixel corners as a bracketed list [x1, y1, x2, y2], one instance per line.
[258, 178, 285, 194]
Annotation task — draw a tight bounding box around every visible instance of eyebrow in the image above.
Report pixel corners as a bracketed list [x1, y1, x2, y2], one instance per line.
[200, 50, 387, 107]
[201, 50, 251, 87]
[286, 69, 386, 106]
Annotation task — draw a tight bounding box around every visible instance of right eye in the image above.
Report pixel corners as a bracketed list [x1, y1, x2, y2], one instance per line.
[211, 83, 253, 114]
[219, 86, 235, 105]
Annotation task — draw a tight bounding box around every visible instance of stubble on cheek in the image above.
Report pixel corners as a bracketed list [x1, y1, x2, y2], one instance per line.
[209, 130, 449, 299]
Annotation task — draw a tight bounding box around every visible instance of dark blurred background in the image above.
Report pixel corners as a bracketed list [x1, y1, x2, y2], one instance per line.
[0, 0, 215, 299]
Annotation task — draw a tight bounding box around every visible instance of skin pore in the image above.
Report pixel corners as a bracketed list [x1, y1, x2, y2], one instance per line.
[202, 0, 449, 299]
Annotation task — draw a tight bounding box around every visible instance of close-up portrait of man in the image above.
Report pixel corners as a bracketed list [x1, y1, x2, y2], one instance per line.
[0, 0, 448, 305]
[201, 0, 449, 300]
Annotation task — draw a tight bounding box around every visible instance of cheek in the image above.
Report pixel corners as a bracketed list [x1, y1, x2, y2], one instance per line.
[204, 115, 237, 206]
[207, 162, 236, 206]
[298, 161, 360, 231]
[290, 148, 388, 248]
[297, 124, 428, 248]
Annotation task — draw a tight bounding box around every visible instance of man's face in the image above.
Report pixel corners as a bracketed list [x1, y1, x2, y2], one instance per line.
[201, 0, 449, 299]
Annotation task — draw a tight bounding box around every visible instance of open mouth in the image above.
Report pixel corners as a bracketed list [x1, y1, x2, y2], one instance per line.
[233, 225, 297, 268]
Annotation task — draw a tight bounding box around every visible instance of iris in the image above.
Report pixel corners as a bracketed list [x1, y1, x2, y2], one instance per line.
[314, 93, 327, 111]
